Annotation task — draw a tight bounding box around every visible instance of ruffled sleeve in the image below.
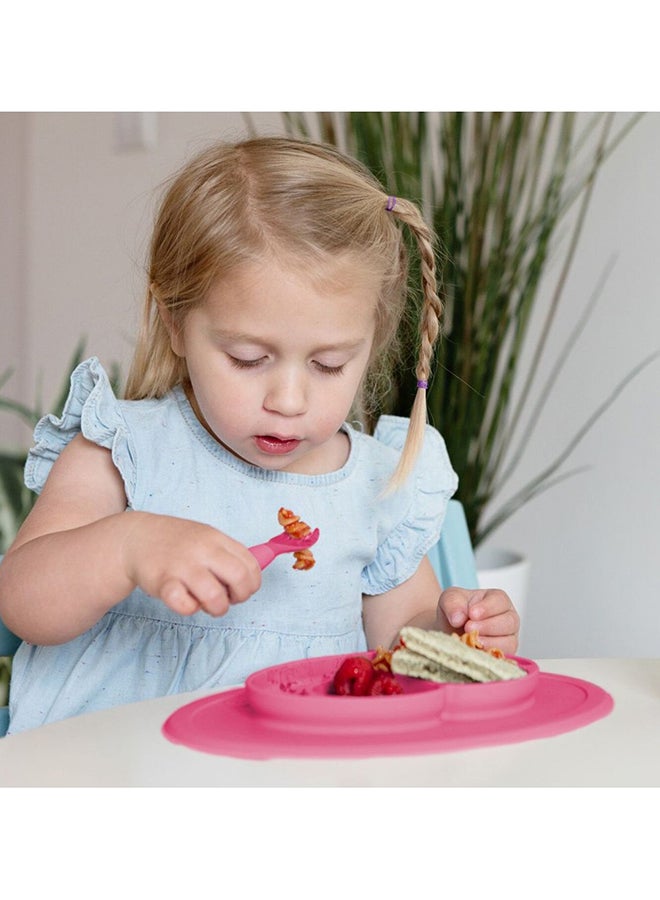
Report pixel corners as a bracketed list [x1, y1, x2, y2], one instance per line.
[24, 357, 136, 504]
[360, 415, 458, 595]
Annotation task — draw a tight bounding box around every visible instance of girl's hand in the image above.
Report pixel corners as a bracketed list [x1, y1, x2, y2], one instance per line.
[121, 512, 262, 617]
[439, 587, 520, 656]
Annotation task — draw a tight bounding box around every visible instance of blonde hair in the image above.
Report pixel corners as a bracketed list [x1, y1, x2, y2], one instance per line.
[126, 136, 442, 486]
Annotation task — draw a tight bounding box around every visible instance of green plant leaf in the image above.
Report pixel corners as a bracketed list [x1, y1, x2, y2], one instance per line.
[476, 348, 660, 543]
[281, 111, 647, 545]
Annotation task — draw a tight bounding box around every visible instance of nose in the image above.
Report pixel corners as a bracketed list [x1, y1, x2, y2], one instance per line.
[263, 367, 308, 417]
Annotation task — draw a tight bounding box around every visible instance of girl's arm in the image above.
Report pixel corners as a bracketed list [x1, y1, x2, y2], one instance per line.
[361, 556, 520, 655]
[0, 434, 261, 645]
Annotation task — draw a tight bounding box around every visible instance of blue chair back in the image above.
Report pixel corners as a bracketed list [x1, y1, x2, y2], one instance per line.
[0, 615, 21, 658]
[0, 616, 20, 735]
[428, 499, 479, 589]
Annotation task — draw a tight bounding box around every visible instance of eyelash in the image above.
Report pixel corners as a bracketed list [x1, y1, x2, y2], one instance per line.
[228, 357, 345, 376]
[228, 356, 265, 370]
[312, 362, 345, 376]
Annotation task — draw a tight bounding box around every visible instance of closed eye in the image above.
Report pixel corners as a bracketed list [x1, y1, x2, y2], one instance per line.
[228, 355, 346, 375]
[312, 361, 345, 376]
[228, 355, 267, 369]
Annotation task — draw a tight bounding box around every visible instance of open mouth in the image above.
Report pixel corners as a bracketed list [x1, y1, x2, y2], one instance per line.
[254, 435, 302, 455]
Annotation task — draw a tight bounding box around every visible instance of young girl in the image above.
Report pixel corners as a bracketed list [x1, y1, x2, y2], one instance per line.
[0, 136, 519, 733]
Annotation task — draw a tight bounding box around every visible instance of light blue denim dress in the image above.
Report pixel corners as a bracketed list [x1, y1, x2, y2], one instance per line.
[8, 358, 457, 732]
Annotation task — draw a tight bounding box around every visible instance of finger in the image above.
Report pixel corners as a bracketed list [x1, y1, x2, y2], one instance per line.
[183, 569, 233, 617]
[438, 587, 471, 629]
[159, 578, 202, 616]
[466, 606, 519, 636]
[475, 631, 519, 656]
[209, 552, 262, 605]
[467, 588, 515, 620]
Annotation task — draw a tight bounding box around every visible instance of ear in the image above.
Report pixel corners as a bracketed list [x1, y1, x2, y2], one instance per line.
[158, 301, 186, 358]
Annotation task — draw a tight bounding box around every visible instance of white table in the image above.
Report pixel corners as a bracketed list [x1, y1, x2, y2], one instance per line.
[1, 658, 659, 787]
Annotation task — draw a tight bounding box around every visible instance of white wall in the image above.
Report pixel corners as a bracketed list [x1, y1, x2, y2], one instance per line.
[0, 113, 28, 445]
[10, 112, 285, 408]
[480, 112, 660, 658]
[1, 111, 658, 658]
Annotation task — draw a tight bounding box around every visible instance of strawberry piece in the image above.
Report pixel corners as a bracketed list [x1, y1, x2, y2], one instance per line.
[369, 671, 404, 695]
[332, 657, 375, 696]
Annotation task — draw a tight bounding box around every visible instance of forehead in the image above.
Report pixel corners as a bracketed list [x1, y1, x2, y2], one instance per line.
[231, 248, 381, 294]
[197, 250, 380, 343]
[207, 250, 380, 310]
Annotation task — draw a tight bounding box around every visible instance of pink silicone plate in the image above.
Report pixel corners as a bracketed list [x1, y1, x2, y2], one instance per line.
[245, 653, 448, 731]
[162, 652, 613, 760]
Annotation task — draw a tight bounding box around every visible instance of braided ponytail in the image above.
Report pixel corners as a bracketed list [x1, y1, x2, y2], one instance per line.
[384, 196, 443, 489]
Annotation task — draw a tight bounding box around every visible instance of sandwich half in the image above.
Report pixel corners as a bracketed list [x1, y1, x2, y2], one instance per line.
[391, 627, 526, 684]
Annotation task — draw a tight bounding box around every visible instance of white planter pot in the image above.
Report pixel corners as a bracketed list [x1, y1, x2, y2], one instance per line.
[476, 547, 530, 650]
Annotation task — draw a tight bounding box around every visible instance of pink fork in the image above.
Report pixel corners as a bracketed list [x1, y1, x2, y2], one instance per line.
[248, 528, 320, 570]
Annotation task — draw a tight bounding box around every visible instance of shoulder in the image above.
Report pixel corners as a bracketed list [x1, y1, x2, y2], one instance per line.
[358, 416, 458, 595]
[349, 415, 457, 488]
[373, 415, 450, 456]
[14, 433, 128, 549]
[24, 357, 179, 506]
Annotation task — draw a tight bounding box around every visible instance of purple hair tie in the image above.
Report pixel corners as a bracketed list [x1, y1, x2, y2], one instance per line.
[386, 195, 397, 211]
[417, 379, 428, 390]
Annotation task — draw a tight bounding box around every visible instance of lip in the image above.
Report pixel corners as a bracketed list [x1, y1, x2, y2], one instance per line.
[254, 435, 302, 455]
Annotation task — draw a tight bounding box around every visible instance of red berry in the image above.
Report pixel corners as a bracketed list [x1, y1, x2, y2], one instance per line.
[369, 672, 404, 695]
[332, 657, 375, 696]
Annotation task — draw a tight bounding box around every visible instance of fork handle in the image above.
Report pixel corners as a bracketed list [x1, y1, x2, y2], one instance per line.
[248, 543, 277, 570]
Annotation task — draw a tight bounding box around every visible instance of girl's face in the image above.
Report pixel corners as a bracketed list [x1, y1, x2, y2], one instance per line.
[168, 254, 379, 474]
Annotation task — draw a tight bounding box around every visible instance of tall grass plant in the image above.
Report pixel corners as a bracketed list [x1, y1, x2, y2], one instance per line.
[274, 112, 654, 545]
